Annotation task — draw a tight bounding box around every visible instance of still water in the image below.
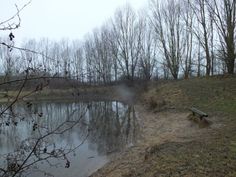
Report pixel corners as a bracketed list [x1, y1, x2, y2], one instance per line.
[0, 101, 140, 177]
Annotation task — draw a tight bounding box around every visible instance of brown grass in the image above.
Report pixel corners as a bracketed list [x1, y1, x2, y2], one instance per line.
[91, 76, 236, 177]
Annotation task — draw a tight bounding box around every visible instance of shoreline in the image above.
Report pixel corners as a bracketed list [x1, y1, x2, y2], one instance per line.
[90, 77, 236, 177]
[89, 104, 211, 177]
[1, 77, 236, 176]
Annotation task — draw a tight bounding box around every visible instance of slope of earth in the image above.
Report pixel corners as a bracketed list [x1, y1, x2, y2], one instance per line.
[91, 76, 236, 177]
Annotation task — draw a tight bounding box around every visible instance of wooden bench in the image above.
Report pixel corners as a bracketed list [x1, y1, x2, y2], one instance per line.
[189, 107, 208, 120]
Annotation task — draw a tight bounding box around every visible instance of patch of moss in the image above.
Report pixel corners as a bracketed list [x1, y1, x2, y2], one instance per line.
[213, 100, 236, 114]
[229, 141, 236, 154]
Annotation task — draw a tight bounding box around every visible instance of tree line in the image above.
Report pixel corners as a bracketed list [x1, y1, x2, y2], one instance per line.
[0, 0, 235, 84]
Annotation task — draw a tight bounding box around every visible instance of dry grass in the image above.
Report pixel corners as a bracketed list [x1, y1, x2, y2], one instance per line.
[92, 76, 236, 177]
[143, 77, 236, 114]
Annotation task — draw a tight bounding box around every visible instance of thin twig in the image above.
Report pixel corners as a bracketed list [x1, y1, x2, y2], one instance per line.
[0, 1, 32, 30]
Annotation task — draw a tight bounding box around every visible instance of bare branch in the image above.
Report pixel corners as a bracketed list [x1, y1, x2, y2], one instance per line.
[0, 1, 32, 30]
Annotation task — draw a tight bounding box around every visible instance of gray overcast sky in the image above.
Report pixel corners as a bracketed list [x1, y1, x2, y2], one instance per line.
[1, 0, 148, 43]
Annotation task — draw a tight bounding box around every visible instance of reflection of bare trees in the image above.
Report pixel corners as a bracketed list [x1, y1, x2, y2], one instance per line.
[0, 102, 88, 177]
[0, 101, 139, 176]
[86, 101, 140, 155]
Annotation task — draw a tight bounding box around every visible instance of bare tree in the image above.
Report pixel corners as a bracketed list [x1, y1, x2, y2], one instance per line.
[20, 39, 39, 73]
[50, 42, 61, 76]
[189, 0, 215, 76]
[112, 5, 140, 81]
[108, 25, 120, 82]
[91, 28, 113, 84]
[71, 40, 85, 81]
[84, 35, 96, 84]
[137, 12, 157, 80]
[59, 39, 71, 78]
[180, 0, 195, 79]
[209, 0, 236, 74]
[150, 0, 186, 79]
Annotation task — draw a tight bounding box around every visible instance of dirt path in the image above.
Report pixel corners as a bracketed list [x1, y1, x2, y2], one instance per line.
[90, 104, 218, 177]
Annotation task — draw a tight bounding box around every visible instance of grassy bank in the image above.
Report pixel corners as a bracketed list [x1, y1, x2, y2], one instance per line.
[140, 77, 236, 177]
[144, 76, 236, 114]
[92, 76, 236, 177]
[0, 85, 117, 103]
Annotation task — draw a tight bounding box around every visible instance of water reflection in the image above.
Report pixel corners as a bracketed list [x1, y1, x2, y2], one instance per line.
[87, 102, 139, 155]
[0, 101, 140, 177]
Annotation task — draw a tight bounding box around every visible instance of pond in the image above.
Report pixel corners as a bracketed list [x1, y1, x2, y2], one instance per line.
[0, 101, 140, 177]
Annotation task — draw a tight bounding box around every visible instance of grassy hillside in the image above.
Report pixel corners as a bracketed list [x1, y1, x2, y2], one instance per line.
[90, 76, 236, 177]
[143, 76, 236, 116]
[136, 76, 236, 177]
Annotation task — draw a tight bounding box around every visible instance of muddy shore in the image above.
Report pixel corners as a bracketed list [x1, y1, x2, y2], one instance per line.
[89, 105, 221, 177]
[90, 78, 236, 177]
